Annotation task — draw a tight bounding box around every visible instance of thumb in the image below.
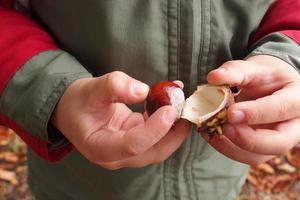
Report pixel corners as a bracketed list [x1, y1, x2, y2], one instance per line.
[207, 56, 295, 88]
[90, 71, 149, 104]
[207, 60, 264, 87]
[207, 60, 270, 87]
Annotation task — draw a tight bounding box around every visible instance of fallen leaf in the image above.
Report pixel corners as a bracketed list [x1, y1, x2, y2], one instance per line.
[0, 169, 17, 185]
[271, 174, 298, 193]
[273, 157, 282, 165]
[0, 163, 16, 171]
[255, 163, 275, 174]
[247, 173, 258, 186]
[277, 163, 296, 173]
[0, 126, 13, 146]
[0, 152, 19, 163]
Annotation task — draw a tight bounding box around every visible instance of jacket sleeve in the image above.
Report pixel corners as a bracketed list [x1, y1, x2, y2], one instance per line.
[248, 0, 300, 71]
[0, 2, 92, 162]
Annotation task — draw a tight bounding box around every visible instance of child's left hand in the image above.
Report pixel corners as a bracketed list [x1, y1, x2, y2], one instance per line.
[205, 55, 300, 165]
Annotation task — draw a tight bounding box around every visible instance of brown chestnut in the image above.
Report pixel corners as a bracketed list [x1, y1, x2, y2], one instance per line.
[145, 81, 185, 119]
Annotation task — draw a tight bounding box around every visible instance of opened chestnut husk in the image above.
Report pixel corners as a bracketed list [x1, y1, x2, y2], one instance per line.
[181, 84, 234, 135]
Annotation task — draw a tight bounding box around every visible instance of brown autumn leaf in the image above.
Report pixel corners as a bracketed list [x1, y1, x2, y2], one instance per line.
[277, 163, 296, 173]
[0, 169, 18, 185]
[271, 174, 298, 193]
[0, 126, 13, 146]
[0, 152, 19, 163]
[255, 163, 275, 175]
[0, 163, 17, 171]
[247, 173, 258, 186]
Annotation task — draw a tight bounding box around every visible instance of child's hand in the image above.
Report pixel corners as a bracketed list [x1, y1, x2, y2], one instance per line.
[206, 55, 300, 165]
[51, 71, 191, 169]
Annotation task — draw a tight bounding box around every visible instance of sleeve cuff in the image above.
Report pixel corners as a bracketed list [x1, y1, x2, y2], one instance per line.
[0, 50, 92, 162]
[247, 32, 300, 73]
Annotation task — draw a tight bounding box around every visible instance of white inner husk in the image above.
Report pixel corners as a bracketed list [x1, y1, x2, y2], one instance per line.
[167, 87, 185, 119]
[181, 85, 229, 126]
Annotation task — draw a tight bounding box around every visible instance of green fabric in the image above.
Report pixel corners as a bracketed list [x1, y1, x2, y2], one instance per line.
[0, 50, 92, 142]
[28, 130, 249, 200]
[4, 0, 296, 199]
[247, 33, 300, 73]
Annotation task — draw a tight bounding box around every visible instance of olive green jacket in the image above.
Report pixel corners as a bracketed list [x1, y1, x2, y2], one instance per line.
[1, 0, 300, 199]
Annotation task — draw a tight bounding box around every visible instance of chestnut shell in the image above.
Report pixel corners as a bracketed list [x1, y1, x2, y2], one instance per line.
[145, 81, 181, 116]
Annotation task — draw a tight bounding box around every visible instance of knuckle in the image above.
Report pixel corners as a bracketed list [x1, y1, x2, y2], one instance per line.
[109, 71, 126, 79]
[106, 71, 133, 101]
[122, 142, 142, 157]
[246, 105, 263, 124]
[107, 71, 124, 89]
[106, 71, 126, 101]
[277, 100, 292, 120]
[241, 138, 256, 152]
[223, 60, 245, 69]
[149, 123, 170, 141]
[234, 129, 256, 152]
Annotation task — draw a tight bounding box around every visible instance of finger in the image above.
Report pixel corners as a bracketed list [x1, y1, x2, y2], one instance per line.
[122, 105, 178, 155]
[98, 119, 191, 169]
[227, 85, 300, 124]
[82, 106, 177, 162]
[90, 71, 149, 105]
[223, 118, 300, 155]
[121, 112, 144, 130]
[207, 60, 269, 86]
[206, 60, 290, 91]
[105, 103, 133, 131]
[201, 133, 273, 165]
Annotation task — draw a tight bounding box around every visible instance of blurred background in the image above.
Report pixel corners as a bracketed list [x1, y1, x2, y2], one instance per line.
[0, 125, 300, 200]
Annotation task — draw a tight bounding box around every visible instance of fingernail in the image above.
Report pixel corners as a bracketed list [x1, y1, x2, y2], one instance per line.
[132, 82, 149, 96]
[163, 108, 178, 124]
[224, 124, 236, 139]
[229, 110, 245, 123]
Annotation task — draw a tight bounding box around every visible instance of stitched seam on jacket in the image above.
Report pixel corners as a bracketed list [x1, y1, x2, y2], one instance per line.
[191, 1, 212, 198]
[189, 0, 204, 199]
[165, 0, 179, 199]
[167, 0, 179, 81]
[178, 1, 195, 199]
[163, 0, 168, 198]
[190, 3, 201, 196]
[177, 0, 180, 81]
[37, 72, 90, 141]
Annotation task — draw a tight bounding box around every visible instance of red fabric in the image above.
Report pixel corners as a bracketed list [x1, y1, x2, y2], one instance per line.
[0, 114, 73, 162]
[251, 0, 300, 45]
[0, 0, 14, 8]
[0, 7, 73, 162]
[0, 8, 58, 94]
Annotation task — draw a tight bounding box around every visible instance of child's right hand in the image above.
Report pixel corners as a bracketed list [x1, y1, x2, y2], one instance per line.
[51, 71, 191, 170]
